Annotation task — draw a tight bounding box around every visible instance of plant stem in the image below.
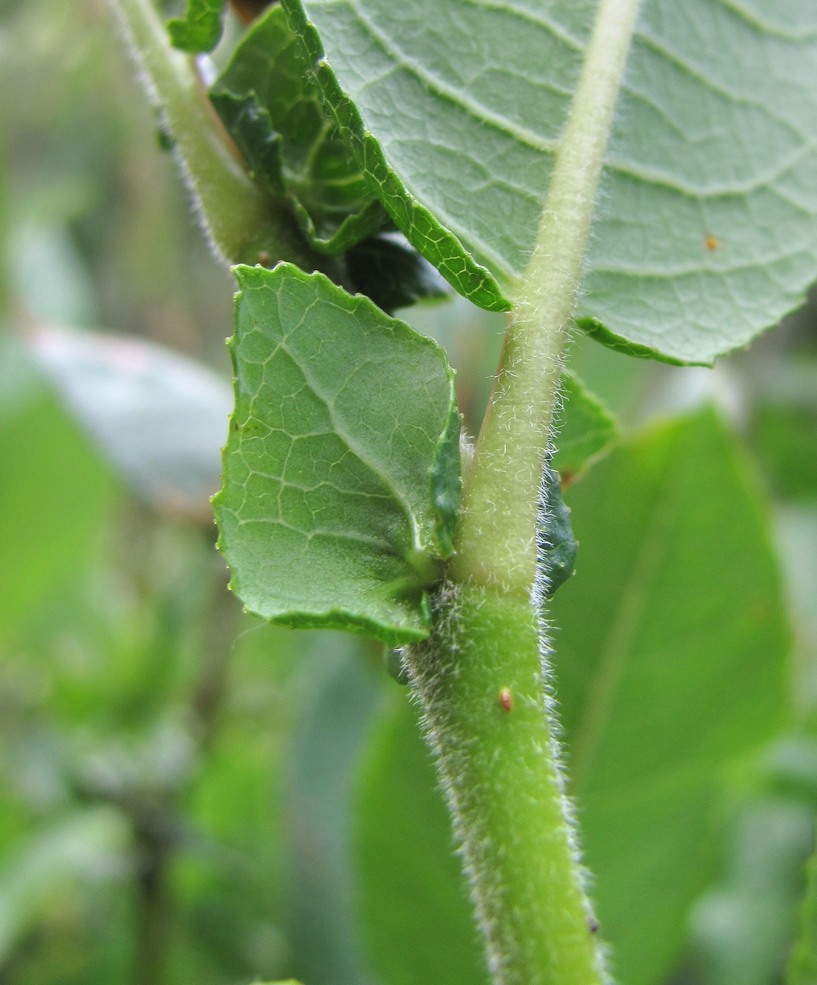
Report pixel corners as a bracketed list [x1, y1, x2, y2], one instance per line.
[405, 584, 604, 985]
[407, 1, 642, 983]
[454, 0, 642, 592]
[107, 0, 317, 268]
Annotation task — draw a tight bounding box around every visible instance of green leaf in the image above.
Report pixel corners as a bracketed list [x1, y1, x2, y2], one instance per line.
[549, 407, 790, 985]
[353, 694, 489, 985]
[553, 371, 619, 478]
[690, 795, 815, 985]
[213, 263, 460, 644]
[536, 452, 578, 601]
[0, 336, 116, 647]
[208, 91, 286, 199]
[284, 0, 817, 362]
[167, 0, 227, 53]
[0, 809, 129, 961]
[210, 6, 386, 255]
[344, 234, 449, 314]
[787, 839, 817, 985]
[285, 644, 383, 985]
[749, 356, 817, 502]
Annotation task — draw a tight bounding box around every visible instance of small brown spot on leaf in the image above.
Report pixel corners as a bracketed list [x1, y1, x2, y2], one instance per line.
[705, 233, 719, 251]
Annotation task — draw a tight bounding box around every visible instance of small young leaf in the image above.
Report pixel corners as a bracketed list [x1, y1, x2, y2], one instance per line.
[553, 371, 619, 478]
[214, 263, 460, 644]
[167, 0, 227, 53]
[210, 5, 386, 255]
[207, 91, 286, 199]
[536, 452, 577, 601]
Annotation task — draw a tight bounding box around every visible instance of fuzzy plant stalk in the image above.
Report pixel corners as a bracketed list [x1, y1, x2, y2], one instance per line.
[402, 0, 642, 983]
[106, 0, 316, 268]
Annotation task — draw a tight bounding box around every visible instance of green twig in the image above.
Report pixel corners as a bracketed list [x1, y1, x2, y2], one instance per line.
[407, 1, 642, 983]
[106, 0, 317, 268]
[454, 0, 642, 591]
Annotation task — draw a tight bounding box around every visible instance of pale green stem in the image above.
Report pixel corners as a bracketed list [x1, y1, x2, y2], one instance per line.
[453, 0, 642, 592]
[107, 0, 316, 268]
[407, 1, 642, 983]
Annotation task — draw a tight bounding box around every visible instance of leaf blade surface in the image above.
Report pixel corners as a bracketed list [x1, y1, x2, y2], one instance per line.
[550, 407, 791, 984]
[286, 0, 817, 362]
[214, 263, 459, 643]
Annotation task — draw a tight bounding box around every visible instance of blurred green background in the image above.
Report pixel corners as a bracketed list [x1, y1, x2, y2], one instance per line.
[2, 2, 817, 984]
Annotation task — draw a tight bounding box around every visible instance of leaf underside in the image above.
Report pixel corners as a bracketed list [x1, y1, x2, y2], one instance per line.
[283, 0, 817, 363]
[213, 263, 460, 645]
[167, 0, 226, 53]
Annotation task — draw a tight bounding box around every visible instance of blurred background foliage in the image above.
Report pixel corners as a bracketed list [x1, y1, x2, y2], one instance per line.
[1, 1, 817, 984]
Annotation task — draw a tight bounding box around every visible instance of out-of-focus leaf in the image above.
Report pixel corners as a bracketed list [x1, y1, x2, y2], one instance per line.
[353, 694, 488, 985]
[787, 839, 817, 985]
[285, 643, 382, 985]
[690, 797, 815, 985]
[214, 263, 459, 644]
[28, 324, 231, 521]
[254, 980, 304, 984]
[553, 371, 619, 478]
[167, 0, 227, 53]
[0, 335, 116, 646]
[550, 407, 790, 985]
[210, 5, 385, 255]
[285, 0, 817, 362]
[749, 359, 817, 502]
[0, 808, 129, 961]
[775, 507, 817, 712]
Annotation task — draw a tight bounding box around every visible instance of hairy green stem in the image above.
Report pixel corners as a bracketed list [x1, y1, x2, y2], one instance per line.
[405, 584, 604, 985]
[408, 1, 642, 983]
[107, 0, 316, 268]
[454, 0, 642, 591]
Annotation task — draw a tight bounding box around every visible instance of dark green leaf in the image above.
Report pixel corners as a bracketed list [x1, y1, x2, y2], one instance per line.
[430, 400, 462, 558]
[167, 0, 227, 53]
[210, 5, 386, 255]
[536, 452, 577, 600]
[550, 407, 790, 985]
[553, 370, 619, 478]
[344, 234, 449, 314]
[208, 91, 286, 199]
[285, 0, 817, 362]
[353, 695, 489, 985]
[214, 263, 460, 644]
